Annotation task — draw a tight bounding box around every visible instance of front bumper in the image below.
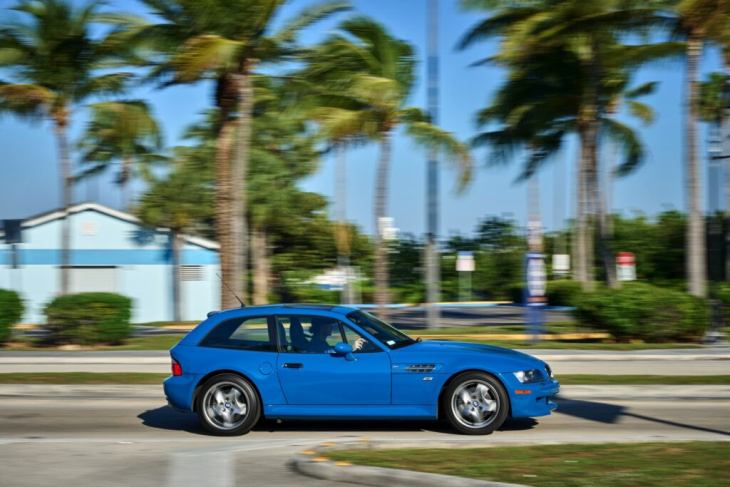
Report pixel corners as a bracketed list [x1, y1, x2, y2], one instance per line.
[501, 375, 560, 418]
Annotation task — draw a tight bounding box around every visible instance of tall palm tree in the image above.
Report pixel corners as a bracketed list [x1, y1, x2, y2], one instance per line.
[459, 0, 680, 289]
[78, 100, 164, 209]
[303, 16, 473, 312]
[135, 166, 214, 321]
[111, 0, 349, 308]
[671, 0, 730, 297]
[0, 0, 132, 294]
[247, 76, 319, 304]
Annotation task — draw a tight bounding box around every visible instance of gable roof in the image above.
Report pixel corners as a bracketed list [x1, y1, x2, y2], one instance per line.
[8, 202, 219, 251]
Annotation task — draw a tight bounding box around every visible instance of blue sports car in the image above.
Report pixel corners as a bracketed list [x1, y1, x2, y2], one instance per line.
[164, 304, 559, 436]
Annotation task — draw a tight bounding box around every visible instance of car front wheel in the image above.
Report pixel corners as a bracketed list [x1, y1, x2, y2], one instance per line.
[443, 372, 508, 435]
[196, 374, 260, 436]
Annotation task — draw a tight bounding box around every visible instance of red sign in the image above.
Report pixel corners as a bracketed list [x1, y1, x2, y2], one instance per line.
[617, 252, 635, 266]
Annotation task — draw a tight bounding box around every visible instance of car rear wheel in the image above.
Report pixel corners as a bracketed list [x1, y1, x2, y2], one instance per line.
[196, 374, 260, 436]
[443, 372, 508, 435]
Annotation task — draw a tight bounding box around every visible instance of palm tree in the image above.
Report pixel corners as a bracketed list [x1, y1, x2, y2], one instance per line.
[78, 100, 164, 209]
[459, 0, 679, 290]
[111, 0, 349, 309]
[671, 0, 730, 297]
[135, 167, 214, 321]
[0, 0, 132, 294]
[247, 76, 320, 304]
[303, 16, 473, 312]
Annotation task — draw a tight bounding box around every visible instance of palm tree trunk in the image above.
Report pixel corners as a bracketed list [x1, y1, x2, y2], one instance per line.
[216, 112, 237, 309]
[235, 63, 255, 304]
[334, 143, 352, 303]
[572, 145, 584, 283]
[374, 132, 392, 315]
[686, 32, 707, 297]
[121, 156, 132, 210]
[723, 56, 730, 282]
[54, 118, 72, 296]
[577, 125, 593, 290]
[252, 225, 270, 305]
[171, 231, 182, 321]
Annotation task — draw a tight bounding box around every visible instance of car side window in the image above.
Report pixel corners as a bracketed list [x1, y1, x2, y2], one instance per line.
[276, 315, 341, 354]
[341, 324, 380, 353]
[199, 316, 277, 352]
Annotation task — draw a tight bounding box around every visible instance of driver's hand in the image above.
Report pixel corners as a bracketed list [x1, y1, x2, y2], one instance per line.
[353, 337, 367, 351]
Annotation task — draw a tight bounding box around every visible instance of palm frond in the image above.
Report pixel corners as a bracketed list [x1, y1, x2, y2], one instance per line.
[272, 1, 351, 45]
[602, 117, 645, 176]
[405, 121, 473, 190]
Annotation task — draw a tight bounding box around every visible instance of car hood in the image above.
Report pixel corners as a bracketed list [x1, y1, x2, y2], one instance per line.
[391, 340, 544, 371]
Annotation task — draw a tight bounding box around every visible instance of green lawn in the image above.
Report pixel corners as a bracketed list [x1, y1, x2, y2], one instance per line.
[0, 373, 727, 385]
[327, 442, 730, 487]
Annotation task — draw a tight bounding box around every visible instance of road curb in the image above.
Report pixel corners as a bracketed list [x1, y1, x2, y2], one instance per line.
[292, 443, 525, 487]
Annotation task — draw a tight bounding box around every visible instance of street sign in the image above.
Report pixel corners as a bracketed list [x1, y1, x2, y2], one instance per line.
[552, 254, 570, 275]
[525, 252, 546, 305]
[456, 251, 475, 272]
[616, 252, 636, 281]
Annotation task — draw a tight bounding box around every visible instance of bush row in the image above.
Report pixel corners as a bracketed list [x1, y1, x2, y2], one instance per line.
[0, 289, 24, 343]
[574, 282, 710, 342]
[44, 293, 133, 345]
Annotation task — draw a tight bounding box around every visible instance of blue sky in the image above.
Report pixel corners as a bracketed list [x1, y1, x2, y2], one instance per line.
[0, 0, 724, 238]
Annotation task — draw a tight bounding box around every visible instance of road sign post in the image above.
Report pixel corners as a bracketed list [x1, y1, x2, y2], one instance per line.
[525, 251, 546, 341]
[456, 251, 475, 302]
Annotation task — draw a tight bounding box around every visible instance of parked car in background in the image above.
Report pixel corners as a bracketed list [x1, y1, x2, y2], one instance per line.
[164, 304, 559, 435]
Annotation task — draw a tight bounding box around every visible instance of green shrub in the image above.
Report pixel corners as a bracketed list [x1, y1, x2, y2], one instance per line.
[546, 280, 585, 307]
[44, 293, 132, 345]
[574, 282, 710, 342]
[508, 280, 584, 307]
[0, 289, 24, 343]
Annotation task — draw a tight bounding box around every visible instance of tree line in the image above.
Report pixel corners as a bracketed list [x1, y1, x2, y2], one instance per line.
[1, 0, 728, 315]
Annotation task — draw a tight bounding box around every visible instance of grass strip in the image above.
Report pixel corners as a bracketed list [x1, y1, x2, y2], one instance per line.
[0, 373, 726, 386]
[0, 372, 168, 384]
[327, 442, 730, 487]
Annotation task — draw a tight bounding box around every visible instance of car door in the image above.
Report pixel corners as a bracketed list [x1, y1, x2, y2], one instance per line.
[275, 315, 391, 405]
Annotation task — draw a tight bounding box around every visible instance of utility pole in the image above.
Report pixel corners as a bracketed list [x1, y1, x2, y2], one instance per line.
[425, 0, 440, 328]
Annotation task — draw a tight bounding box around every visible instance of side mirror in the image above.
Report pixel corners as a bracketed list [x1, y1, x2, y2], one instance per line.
[333, 342, 355, 361]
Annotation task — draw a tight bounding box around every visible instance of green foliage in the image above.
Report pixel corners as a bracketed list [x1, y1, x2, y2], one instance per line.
[44, 293, 133, 345]
[0, 289, 24, 343]
[545, 280, 585, 307]
[575, 283, 710, 342]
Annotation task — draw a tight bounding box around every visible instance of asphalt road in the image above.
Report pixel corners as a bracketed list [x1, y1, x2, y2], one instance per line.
[0, 391, 727, 487]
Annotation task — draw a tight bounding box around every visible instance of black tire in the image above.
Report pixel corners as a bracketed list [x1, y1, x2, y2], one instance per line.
[442, 372, 509, 435]
[196, 373, 260, 436]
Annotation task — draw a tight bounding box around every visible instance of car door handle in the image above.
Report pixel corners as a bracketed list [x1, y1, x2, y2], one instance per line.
[283, 363, 303, 369]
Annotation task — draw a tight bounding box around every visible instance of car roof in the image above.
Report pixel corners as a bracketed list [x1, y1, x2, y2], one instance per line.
[206, 303, 360, 318]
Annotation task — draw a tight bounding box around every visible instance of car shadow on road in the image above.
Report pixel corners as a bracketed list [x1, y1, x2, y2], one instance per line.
[555, 398, 730, 437]
[137, 406, 541, 437]
[137, 406, 208, 435]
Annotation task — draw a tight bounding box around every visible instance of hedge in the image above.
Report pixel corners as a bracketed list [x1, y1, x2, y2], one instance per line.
[509, 279, 585, 307]
[0, 289, 24, 343]
[44, 293, 132, 345]
[574, 282, 710, 342]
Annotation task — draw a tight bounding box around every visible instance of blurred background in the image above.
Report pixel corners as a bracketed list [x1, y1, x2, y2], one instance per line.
[0, 0, 728, 344]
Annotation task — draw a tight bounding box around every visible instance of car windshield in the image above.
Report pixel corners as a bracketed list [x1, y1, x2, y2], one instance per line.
[347, 310, 417, 350]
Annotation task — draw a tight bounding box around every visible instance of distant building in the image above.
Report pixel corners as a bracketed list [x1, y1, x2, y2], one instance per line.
[0, 203, 220, 323]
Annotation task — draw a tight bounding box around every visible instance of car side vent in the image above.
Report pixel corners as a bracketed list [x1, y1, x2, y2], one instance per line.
[405, 364, 436, 373]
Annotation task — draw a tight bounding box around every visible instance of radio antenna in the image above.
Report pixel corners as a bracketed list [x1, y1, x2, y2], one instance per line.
[216, 273, 245, 307]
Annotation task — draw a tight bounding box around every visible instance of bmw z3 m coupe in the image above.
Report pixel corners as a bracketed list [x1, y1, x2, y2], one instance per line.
[163, 304, 560, 436]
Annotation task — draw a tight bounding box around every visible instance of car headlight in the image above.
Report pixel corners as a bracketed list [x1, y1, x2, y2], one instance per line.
[513, 369, 546, 384]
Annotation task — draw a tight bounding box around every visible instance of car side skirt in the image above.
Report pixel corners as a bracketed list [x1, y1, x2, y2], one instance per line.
[263, 404, 437, 419]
